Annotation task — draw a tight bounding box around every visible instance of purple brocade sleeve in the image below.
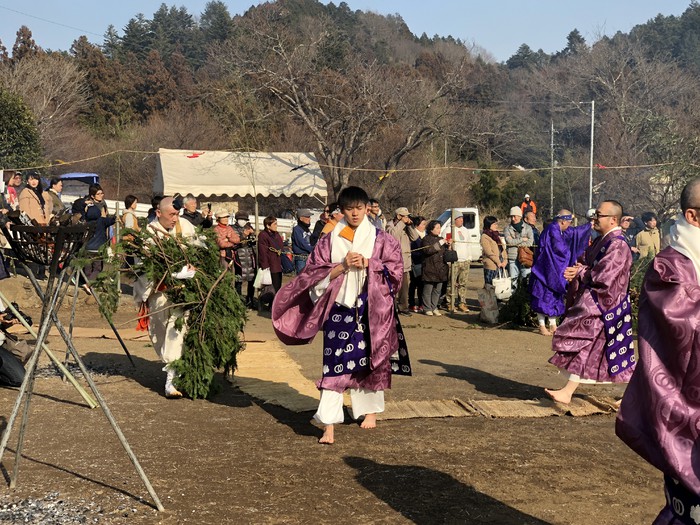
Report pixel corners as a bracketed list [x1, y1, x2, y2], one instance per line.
[616, 248, 700, 493]
[272, 235, 343, 345]
[566, 223, 592, 266]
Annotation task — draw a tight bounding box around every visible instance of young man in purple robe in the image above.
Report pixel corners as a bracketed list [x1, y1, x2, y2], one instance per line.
[530, 210, 591, 336]
[616, 178, 700, 525]
[272, 186, 411, 444]
[545, 200, 635, 404]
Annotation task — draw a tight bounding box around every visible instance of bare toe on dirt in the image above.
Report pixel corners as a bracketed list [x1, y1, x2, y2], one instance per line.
[360, 414, 377, 429]
[319, 426, 334, 444]
[544, 388, 571, 405]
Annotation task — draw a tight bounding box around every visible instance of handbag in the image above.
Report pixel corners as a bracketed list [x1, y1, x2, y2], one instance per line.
[411, 263, 422, 278]
[492, 268, 512, 301]
[443, 248, 458, 264]
[517, 246, 534, 268]
[477, 286, 499, 324]
[253, 267, 272, 289]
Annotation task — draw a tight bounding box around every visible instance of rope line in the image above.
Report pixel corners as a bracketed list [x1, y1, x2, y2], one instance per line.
[2, 148, 691, 175]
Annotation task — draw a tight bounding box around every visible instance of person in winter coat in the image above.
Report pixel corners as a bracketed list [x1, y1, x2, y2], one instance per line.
[291, 209, 313, 274]
[84, 184, 115, 281]
[420, 220, 452, 316]
[213, 209, 240, 269]
[257, 216, 284, 294]
[232, 211, 257, 308]
[480, 216, 507, 285]
[18, 172, 52, 225]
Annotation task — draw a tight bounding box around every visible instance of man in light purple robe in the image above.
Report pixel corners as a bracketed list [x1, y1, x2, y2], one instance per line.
[616, 178, 700, 525]
[272, 186, 410, 444]
[545, 200, 635, 404]
[530, 210, 592, 336]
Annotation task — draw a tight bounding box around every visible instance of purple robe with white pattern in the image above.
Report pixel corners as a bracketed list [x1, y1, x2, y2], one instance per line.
[616, 247, 700, 524]
[549, 229, 635, 382]
[272, 229, 403, 393]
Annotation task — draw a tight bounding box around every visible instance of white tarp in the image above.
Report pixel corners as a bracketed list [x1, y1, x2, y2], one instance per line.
[154, 148, 327, 199]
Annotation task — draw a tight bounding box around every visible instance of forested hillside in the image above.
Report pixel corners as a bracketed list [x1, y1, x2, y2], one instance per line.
[1, 0, 699, 218]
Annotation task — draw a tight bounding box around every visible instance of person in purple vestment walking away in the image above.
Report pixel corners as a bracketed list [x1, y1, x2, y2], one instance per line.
[616, 178, 700, 525]
[272, 186, 411, 444]
[545, 200, 634, 404]
[529, 209, 591, 336]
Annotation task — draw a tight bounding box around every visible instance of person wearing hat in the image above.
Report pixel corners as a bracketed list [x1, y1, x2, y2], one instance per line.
[503, 205, 534, 290]
[635, 211, 660, 259]
[232, 210, 257, 308]
[387, 206, 420, 315]
[214, 209, 240, 270]
[292, 208, 314, 274]
[520, 193, 537, 216]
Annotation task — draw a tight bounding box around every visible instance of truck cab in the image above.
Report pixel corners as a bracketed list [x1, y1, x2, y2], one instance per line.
[437, 208, 482, 261]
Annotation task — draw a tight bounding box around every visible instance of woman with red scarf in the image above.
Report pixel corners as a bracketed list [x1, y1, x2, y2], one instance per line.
[480, 215, 507, 285]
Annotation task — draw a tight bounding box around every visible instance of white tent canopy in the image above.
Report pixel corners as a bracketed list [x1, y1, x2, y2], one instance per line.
[154, 148, 327, 199]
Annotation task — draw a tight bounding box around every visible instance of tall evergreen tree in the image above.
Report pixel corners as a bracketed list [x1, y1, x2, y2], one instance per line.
[12, 26, 42, 63]
[0, 87, 42, 169]
[200, 1, 233, 45]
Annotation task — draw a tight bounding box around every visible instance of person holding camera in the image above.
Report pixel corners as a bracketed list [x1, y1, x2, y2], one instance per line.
[420, 220, 452, 316]
[84, 184, 115, 281]
[232, 211, 257, 308]
[180, 195, 213, 228]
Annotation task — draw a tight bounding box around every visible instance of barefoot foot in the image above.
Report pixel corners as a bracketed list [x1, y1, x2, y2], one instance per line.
[538, 325, 552, 336]
[544, 388, 572, 405]
[360, 413, 377, 429]
[319, 425, 334, 444]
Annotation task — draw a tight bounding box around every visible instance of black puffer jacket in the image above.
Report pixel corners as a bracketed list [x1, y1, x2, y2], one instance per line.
[421, 233, 449, 283]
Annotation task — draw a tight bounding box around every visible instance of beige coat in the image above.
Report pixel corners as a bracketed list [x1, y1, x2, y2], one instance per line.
[480, 233, 503, 271]
[386, 219, 420, 272]
[635, 228, 660, 259]
[18, 188, 53, 224]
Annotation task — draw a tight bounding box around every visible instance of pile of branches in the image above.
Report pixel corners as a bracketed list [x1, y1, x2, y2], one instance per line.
[93, 226, 247, 399]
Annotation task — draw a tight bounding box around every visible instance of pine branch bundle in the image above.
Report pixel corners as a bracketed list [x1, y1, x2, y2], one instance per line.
[94, 225, 247, 399]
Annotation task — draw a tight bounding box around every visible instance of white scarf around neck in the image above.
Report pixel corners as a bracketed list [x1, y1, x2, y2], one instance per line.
[669, 215, 700, 284]
[330, 215, 376, 308]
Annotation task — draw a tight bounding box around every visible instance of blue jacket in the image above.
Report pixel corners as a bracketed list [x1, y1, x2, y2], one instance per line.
[291, 222, 313, 256]
[85, 205, 116, 252]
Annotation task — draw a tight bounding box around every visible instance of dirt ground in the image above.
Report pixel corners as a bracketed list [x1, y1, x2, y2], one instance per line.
[0, 271, 664, 524]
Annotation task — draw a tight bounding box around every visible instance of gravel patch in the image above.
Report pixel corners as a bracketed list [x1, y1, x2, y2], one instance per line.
[0, 492, 102, 524]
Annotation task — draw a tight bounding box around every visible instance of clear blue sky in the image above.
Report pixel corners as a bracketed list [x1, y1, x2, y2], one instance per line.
[0, 1, 693, 62]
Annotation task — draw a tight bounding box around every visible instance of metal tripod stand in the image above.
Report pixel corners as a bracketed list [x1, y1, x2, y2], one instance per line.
[0, 224, 163, 511]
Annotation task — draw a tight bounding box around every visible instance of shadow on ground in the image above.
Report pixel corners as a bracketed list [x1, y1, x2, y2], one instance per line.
[345, 456, 551, 524]
[419, 358, 543, 400]
[81, 352, 253, 408]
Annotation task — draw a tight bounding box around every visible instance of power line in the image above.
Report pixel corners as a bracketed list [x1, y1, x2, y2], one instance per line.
[0, 4, 103, 39]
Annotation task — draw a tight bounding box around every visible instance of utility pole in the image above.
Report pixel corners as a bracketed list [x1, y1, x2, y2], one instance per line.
[588, 100, 595, 209]
[550, 120, 554, 218]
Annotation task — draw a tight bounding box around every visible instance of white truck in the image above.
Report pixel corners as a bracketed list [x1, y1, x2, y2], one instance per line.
[437, 207, 482, 261]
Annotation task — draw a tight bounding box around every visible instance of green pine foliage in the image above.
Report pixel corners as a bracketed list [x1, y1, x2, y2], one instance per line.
[93, 226, 247, 399]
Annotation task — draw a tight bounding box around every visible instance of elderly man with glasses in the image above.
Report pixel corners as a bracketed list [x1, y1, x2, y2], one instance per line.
[545, 200, 635, 405]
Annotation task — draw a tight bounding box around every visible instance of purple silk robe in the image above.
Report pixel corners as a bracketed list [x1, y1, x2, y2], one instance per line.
[531, 223, 592, 317]
[272, 229, 403, 393]
[616, 248, 700, 522]
[549, 229, 634, 383]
